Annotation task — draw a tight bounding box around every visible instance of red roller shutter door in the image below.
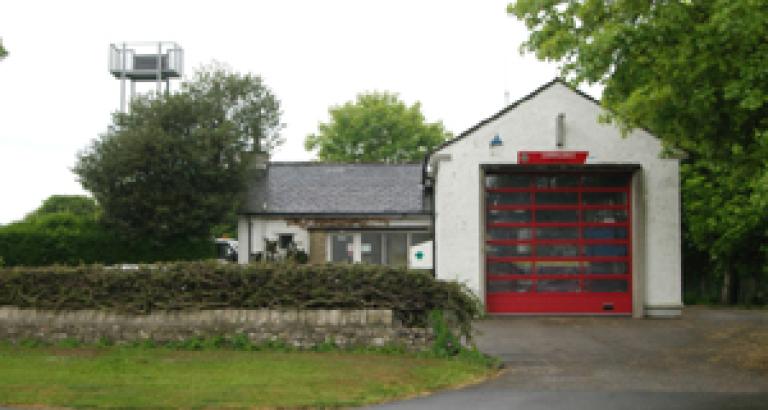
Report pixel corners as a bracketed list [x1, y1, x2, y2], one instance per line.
[485, 172, 632, 314]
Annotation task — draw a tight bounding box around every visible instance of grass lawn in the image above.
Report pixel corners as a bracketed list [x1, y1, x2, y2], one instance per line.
[0, 344, 496, 408]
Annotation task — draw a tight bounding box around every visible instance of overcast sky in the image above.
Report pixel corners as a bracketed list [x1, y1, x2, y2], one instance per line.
[0, 0, 600, 224]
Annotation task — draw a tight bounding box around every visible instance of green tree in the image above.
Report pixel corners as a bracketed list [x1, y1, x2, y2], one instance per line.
[24, 195, 99, 221]
[508, 0, 768, 303]
[305, 92, 451, 163]
[0, 212, 213, 267]
[680, 146, 768, 303]
[0, 38, 7, 60]
[0, 196, 101, 266]
[74, 66, 282, 242]
[183, 66, 283, 152]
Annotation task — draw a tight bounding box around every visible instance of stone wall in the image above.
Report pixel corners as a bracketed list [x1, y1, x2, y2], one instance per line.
[0, 307, 433, 349]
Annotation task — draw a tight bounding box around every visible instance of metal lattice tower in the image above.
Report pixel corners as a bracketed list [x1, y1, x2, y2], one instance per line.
[109, 41, 183, 113]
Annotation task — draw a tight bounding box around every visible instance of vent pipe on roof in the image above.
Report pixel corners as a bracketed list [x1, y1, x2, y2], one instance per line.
[556, 113, 565, 148]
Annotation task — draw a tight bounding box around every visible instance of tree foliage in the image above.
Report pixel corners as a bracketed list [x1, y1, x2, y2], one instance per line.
[183, 66, 283, 153]
[8, 196, 99, 239]
[0, 219, 212, 267]
[74, 66, 282, 241]
[509, 0, 768, 158]
[0, 196, 212, 266]
[680, 142, 768, 303]
[23, 195, 99, 221]
[0, 38, 7, 60]
[508, 0, 768, 303]
[305, 92, 451, 163]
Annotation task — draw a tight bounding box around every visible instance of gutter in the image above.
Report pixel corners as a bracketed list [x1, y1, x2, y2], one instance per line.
[238, 211, 433, 218]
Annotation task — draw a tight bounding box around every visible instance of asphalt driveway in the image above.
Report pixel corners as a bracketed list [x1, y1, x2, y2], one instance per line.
[370, 308, 768, 410]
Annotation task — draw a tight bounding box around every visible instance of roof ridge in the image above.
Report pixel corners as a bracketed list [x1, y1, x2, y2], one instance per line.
[427, 78, 600, 156]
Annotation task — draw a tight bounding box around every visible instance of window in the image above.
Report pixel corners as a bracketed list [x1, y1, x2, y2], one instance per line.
[278, 234, 294, 249]
[361, 233, 382, 264]
[330, 234, 354, 263]
[410, 233, 432, 246]
[326, 231, 432, 267]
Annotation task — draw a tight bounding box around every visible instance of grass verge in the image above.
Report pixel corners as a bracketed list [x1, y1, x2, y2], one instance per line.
[0, 342, 498, 408]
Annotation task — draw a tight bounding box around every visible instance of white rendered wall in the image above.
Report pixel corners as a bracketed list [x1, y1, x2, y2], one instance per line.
[237, 216, 249, 264]
[237, 216, 310, 263]
[432, 82, 681, 315]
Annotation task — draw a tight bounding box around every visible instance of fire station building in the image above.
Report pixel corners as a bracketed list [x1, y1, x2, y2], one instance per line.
[239, 79, 682, 317]
[426, 79, 681, 317]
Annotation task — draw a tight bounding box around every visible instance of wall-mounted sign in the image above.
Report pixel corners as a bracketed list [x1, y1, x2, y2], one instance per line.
[409, 241, 433, 270]
[518, 151, 588, 165]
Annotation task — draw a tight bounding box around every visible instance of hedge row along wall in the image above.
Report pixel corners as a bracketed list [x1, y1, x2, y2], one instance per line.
[0, 262, 480, 334]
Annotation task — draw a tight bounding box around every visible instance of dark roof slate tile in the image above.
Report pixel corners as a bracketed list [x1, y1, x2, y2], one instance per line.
[241, 163, 426, 215]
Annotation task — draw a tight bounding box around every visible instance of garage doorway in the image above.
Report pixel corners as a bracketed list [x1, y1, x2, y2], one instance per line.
[485, 171, 632, 314]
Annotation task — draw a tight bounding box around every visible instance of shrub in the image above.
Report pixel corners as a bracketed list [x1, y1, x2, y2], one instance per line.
[0, 261, 481, 337]
[0, 195, 216, 266]
[429, 310, 460, 357]
[0, 217, 213, 266]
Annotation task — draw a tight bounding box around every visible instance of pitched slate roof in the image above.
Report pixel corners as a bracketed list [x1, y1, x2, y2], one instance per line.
[241, 162, 427, 215]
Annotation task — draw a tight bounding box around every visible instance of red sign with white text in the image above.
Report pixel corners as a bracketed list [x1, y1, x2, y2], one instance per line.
[518, 151, 588, 164]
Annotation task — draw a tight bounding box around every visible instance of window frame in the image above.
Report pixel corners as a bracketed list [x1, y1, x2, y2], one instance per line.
[325, 231, 431, 267]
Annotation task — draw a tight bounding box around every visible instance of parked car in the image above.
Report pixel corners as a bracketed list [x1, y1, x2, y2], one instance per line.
[215, 238, 238, 262]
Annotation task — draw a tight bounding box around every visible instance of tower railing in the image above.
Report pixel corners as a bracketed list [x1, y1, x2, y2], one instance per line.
[109, 41, 184, 113]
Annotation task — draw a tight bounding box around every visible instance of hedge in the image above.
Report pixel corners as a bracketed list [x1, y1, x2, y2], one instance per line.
[0, 261, 481, 334]
[0, 229, 213, 267]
